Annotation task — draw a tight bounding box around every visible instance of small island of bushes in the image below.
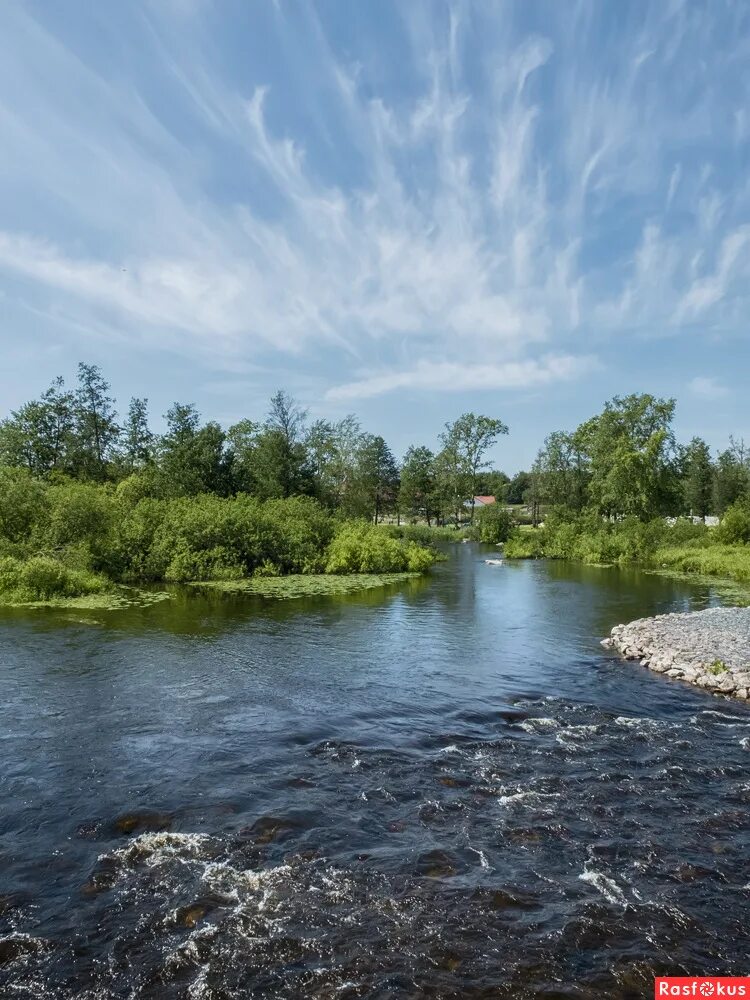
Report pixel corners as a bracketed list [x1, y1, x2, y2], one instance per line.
[0, 477, 440, 608]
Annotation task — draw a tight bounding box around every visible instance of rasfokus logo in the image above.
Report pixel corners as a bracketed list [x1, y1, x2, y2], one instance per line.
[655, 979, 750, 998]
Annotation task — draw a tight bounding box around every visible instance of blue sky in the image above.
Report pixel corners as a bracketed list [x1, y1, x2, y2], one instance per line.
[0, 0, 748, 473]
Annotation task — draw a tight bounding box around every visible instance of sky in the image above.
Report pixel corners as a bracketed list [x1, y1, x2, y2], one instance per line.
[0, 0, 748, 473]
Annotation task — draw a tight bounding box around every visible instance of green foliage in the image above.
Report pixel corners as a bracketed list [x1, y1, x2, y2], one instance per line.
[471, 504, 515, 544]
[399, 445, 437, 523]
[0, 555, 108, 601]
[682, 437, 713, 520]
[653, 544, 750, 584]
[324, 522, 437, 574]
[503, 511, 710, 566]
[503, 529, 547, 559]
[716, 499, 750, 545]
[437, 412, 509, 523]
[708, 659, 728, 675]
[0, 466, 48, 543]
[381, 523, 458, 543]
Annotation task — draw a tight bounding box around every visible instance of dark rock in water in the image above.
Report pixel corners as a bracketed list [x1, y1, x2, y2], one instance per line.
[112, 811, 173, 835]
[485, 887, 543, 911]
[0, 934, 48, 966]
[243, 815, 296, 844]
[173, 903, 209, 928]
[672, 863, 716, 883]
[415, 849, 457, 877]
[438, 774, 470, 788]
[387, 820, 407, 833]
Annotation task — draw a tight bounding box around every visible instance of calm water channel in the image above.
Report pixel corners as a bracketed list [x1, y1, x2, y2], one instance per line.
[1, 544, 749, 998]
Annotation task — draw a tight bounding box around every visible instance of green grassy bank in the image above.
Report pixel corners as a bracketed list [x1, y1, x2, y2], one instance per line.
[502, 505, 750, 591]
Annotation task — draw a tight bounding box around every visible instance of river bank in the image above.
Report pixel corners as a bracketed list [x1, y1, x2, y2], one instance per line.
[603, 605, 750, 700]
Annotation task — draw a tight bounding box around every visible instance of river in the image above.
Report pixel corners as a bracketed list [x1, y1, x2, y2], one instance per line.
[1, 544, 749, 998]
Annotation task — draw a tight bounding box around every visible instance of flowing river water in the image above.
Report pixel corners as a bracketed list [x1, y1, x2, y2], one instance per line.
[1, 544, 749, 998]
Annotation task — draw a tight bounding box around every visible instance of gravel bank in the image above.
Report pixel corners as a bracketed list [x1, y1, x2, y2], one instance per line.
[602, 606, 750, 700]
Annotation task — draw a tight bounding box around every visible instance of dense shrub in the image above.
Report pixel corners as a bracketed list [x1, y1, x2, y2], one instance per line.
[503, 529, 547, 559]
[471, 505, 515, 544]
[0, 466, 48, 543]
[0, 474, 439, 592]
[0, 555, 107, 601]
[503, 513, 710, 565]
[382, 524, 458, 543]
[325, 522, 437, 574]
[716, 500, 750, 545]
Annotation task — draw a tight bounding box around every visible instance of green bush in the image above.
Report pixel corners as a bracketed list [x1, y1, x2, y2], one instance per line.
[0, 555, 108, 601]
[716, 500, 750, 545]
[325, 522, 437, 574]
[381, 523, 457, 543]
[503, 528, 547, 559]
[0, 466, 48, 543]
[471, 505, 515, 544]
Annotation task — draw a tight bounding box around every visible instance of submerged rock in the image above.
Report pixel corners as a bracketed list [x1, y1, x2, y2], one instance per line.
[605, 606, 750, 701]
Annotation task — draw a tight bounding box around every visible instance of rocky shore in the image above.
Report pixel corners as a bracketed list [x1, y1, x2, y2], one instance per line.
[602, 605, 750, 700]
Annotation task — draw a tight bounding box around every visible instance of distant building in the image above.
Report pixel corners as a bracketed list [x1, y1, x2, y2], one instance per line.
[463, 495, 496, 508]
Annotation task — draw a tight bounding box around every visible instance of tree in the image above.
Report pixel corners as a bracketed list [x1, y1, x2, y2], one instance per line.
[576, 394, 679, 520]
[399, 446, 437, 523]
[356, 434, 399, 522]
[534, 431, 588, 511]
[712, 437, 750, 514]
[0, 377, 76, 476]
[226, 419, 260, 494]
[682, 437, 713, 520]
[158, 403, 230, 496]
[505, 471, 531, 505]
[252, 391, 312, 499]
[473, 469, 510, 500]
[439, 413, 509, 522]
[122, 398, 154, 471]
[73, 363, 120, 479]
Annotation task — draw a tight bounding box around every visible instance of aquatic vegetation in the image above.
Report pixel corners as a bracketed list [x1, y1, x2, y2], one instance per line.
[190, 572, 420, 600]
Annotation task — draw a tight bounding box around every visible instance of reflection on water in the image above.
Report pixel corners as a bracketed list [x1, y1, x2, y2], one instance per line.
[0, 547, 747, 997]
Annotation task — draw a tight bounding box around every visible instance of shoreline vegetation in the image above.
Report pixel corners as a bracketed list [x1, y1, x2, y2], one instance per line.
[492, 392, 750, 597]
[0, 492, 445, 610]
[0, 364, 507, 610]
[502, 512, 750, 596]
[2, 365, 750, 610]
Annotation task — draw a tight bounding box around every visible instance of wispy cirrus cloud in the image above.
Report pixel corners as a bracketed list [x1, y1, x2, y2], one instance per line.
[326, 354, 599, 402]
[0, 0, 748, 409]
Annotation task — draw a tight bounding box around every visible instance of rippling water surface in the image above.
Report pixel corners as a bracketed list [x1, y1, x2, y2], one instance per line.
[1, 546, 749, 998]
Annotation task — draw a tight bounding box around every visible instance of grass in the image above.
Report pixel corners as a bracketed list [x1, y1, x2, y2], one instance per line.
[707, 659, 729, 675]
[189, 572, 421, 600]
[653, 543, 750, 584]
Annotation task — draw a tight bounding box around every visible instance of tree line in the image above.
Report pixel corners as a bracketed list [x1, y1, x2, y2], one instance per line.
[516, 394, 749, 524]
[0, 363, 509, 524]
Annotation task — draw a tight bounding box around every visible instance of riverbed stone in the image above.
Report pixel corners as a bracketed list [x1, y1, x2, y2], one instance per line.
[604, 606, 750, 702]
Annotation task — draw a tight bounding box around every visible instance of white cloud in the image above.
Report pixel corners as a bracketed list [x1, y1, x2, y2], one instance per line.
[688, 376, 729, 400]
[0, 0, 747, 400]
[326, 354, 598, 402]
